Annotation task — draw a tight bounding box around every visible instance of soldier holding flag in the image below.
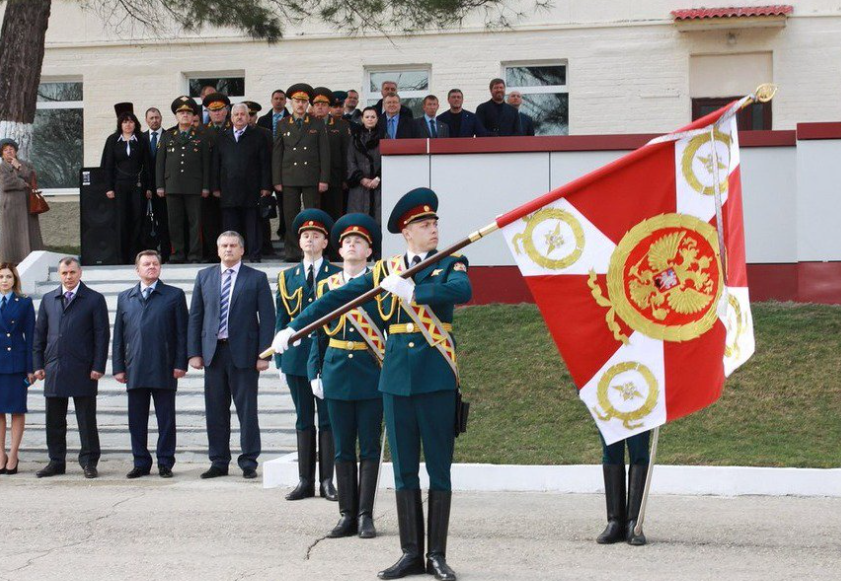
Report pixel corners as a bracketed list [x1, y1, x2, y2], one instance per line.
[309, 213, 387, 540]
[273, 188, 470, 581]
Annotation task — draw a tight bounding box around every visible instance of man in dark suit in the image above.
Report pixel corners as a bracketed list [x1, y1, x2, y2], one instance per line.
[33, 257, 109, 479]
[212, 102, 272, 263]
[144, 107, 171, 262]
[342, 89, 363, 126]
[246, 101, 280, 259]
[257, 89, 290, 138]
[476, 78, 522, 137]
[112, 250, 188, 479]
[188, 231, 275, 479]
[437, 89, 486, 138]
[379, 94, 416, 140]
[507, 91, 536, 136]
[414, 95, 450, 138]
[373, 80, 413, 120]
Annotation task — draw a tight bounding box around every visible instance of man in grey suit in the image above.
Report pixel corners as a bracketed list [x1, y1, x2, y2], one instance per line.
[113, 250, 189, 479]
[414, 95, 450, 139]
[188, 231, 275, 479]
[33, 256, 110, 479]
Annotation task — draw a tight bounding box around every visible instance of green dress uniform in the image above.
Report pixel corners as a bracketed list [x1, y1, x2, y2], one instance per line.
[284, 188, 468, 581]
[156, 97, 210, 263]
[307, 213, 386, 539]
[201, 92, 231, 261]
[312, 88, 352, 225]
[598, 430, 651, 546]
[276, 209, 341, 501]
[272, 84, 331, 262]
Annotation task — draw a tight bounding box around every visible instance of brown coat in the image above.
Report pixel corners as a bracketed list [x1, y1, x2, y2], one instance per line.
[0, 160, 43, 264]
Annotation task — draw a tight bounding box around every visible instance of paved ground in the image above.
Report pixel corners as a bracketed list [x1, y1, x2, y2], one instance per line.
[0, 461, 838, 581]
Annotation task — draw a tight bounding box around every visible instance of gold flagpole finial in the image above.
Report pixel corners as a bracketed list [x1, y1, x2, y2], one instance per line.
[754, 83, 778, 103]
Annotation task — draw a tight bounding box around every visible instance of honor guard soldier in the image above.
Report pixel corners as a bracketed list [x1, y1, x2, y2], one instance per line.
[275, 209, 341, 501]
[201, 92, 231, 261]
[311, 87, 351, 226]
[597, 431, 650, 546]
[273, 188, 471, 581]
[155, 96, 211, 264]
[272, 83, 331, 262]
[309, 213, 386, 540]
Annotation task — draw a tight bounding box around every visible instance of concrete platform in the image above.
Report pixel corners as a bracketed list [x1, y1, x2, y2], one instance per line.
[0, 461, 838, 581]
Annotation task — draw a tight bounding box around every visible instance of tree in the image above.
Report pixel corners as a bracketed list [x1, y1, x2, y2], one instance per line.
[0, 0, 523, 160]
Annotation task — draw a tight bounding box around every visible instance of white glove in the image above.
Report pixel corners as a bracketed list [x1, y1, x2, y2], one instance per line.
[277, 369, 288, 390]
[272, 328, 300, 354]
[311, 377, 324, 400]
[381, 273, 415, 304]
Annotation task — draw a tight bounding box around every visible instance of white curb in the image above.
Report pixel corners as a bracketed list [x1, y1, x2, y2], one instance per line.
[263, 458, 841, 497]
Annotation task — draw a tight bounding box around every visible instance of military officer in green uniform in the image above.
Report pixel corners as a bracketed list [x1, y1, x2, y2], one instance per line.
[273, 188, 470, 581]
[275, 209, 341, 502]
[155, 96, 211, 264]
[201, 92, 231, 261]
[311, 87, 351, 228]
[272, 83, 331, 262]
[307, 213, 386, 540]
[597, 431, 650, 546]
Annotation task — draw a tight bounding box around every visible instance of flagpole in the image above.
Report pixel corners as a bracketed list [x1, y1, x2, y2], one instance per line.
[259, 222, 499, 358]
[634, 426, 660, 537]
[373, 427, 387, 517]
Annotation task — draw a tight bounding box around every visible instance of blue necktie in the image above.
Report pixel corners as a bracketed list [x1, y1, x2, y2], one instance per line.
[0, 296, 6, 311]
[150, 131, 158, 159]
[388, 117, 396, 139]
[142, 287, 151, 302]
[429, 119, 437, 138]
[218, 269, 233, 337]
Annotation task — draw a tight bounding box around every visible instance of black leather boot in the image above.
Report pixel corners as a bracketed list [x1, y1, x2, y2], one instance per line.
[377, 489, 425, 579]
[318, 430, 338, 501]
[285, 428, 316, 501]
[426, 490, 456, 581]
[328, 461, 358, 537]
[626, 463, 648, 546]
[597, 464, 626, 544]
[357, 459, 379, 539]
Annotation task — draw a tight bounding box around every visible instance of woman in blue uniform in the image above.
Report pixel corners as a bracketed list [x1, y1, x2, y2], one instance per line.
[0, 263, 36, 475]
[309, 213, 387, 539]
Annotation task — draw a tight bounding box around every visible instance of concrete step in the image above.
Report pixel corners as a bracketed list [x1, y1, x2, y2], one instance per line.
[43, 263, 298, 284]
[24, 404, 295, 429]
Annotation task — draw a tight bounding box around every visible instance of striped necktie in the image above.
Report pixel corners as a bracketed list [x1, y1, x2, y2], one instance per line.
[218, 269, 233, 337]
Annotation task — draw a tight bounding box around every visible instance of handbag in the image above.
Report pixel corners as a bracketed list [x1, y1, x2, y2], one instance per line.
[27, 169, 50, 215]
[138, 199, 160, 250]
[260, 194, 277, 220]
[455, 388, 470, 437]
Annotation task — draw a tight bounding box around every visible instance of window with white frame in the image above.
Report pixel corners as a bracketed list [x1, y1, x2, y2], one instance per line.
[30, 81, 84, 192]
[504, 63, 568, 135]
[366, 69, 430, 117]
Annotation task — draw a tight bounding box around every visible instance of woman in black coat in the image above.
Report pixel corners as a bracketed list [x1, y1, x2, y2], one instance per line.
[346, 107, 382, 227]
[103, 112, 153, 264]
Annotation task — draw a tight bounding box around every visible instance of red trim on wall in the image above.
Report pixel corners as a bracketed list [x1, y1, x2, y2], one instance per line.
[381, 130, 797, 157]
[466, 263, 841, 305]
[671, 6, 793, 21]
[796, 122, 841, 141]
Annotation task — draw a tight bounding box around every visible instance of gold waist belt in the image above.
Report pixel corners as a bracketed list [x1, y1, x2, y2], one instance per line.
[328, 339, 370, 351]
[389, 322, 452, 334]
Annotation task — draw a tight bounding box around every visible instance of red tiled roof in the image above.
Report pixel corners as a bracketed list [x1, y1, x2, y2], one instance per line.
[671, 5, 793, 20]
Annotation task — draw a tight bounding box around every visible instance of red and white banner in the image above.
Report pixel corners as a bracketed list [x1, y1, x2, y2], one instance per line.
[499, 100, 755, 445]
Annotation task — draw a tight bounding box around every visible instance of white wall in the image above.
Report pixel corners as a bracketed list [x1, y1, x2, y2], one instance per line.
[32, 0, 841, 169]
[382, 139, 829, 266]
